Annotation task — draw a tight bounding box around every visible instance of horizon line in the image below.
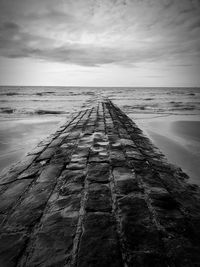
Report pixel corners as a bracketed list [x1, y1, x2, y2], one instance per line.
[0, 85, 200, 88]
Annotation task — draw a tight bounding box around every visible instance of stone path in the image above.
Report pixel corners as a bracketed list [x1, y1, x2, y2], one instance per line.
[0, 99, 200, 267]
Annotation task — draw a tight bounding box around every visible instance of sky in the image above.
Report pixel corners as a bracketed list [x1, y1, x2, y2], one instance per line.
[0, 0, 199, 87]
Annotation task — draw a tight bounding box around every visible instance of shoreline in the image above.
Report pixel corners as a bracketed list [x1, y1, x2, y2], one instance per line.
[136, 117, 200, 185]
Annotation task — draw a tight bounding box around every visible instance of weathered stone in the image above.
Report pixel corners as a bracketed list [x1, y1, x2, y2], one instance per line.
[120, 140, 137, 150]
[66, 162, 86, 170]
[0, 155, 36, 184]
[85, 183, 112, 212]
[149, 188, 188, 234]
[149, 188, 178, 210]
[58, 132, 69, 139]
[48, 195, 81, 213]
[7, 181, 55, 229]
[66, 130, 82, 139]
[60, 182, 83, 195]
[70, 156, 87, 164]
[149, 158, 176, 173]
[116, 179, 141, 195]
[112, 166, 135, 181]
[0, 179, 33, 214]
[128, 252, 169, 267]
[60, 141, 75, 149]
[78, 134, 94, 148]
[88, 153, 109, 163]
[0, 231, 28, 267]
[87, 163, 110, 183]
[118, 196, 160, 251]
[17, 164, 42, 180]
[50, 147, 72, 163]
[27, 145, 46, 155]
[48, 137, 64, 147]
[125, 148, 145, 160]
[0, 171, 18, 185]
[61, 170, 86, 185]
[162, 237, 200, 266]
[24, 214, 78, 267]
[77, 213, 123, 267]
[84, 126, 95, 134]
[36, 147, 56, 161]
[110, 149, 127, 166]
[37, 164, 63, 183]
[72, 147, 90, 158]
[138, 171, 164, 188]
[37, 135, 54, 147]
[128, 159, 149, 173]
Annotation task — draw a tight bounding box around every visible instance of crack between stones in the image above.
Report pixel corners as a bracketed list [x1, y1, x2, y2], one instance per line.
[64, 105, 99, 267]
[102, 101, 128, 267]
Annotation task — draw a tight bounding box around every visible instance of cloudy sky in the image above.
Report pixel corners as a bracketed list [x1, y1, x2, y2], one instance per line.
[0, 0, 199, 86]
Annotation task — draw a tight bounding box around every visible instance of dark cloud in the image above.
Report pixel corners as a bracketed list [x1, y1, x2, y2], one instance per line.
[0, 0, 199, 67]
[188, 17, 200, 29]
[0, 31, 193, 67]
[1, 22, 20, 30]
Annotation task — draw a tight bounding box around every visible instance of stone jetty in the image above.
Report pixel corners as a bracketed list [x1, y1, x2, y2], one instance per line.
[0, 99, 200, 267]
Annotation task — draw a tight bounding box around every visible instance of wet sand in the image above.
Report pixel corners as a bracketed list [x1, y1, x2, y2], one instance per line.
[140, 119, 200, 185]
[0, 118, 61, 174]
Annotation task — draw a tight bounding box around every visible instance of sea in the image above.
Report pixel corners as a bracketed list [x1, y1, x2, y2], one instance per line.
[0, 86, 200, 118]
[0, 86, 200, 184]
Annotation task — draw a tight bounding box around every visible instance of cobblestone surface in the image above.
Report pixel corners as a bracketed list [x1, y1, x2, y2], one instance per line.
[0, 99, 200, 267]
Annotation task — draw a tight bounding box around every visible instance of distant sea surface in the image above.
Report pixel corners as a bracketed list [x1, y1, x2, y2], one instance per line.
[0, 86, 200, 184]
[0, 86, 200, 117]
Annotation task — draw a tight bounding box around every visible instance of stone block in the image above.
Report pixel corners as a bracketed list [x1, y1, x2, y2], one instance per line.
[47, 195, 81, 213]
[110, 150, 127, 166]
[37, 147, 56, 161]
[7, 181, 55, 230]
[66, 162, 86, 170]
[77, 213, 123, 267]
[59, 182, 83, 196]
[37, 164, 63, 183]
[87, 163, 110, 183]
[17, 164, 42, 180]
[113, 166, 134, 180]
[61, 170, 86, 185]
[118, 196, 160, 251]
[85, 183, 112, 212]
[0, 179, 33, 214]
[25, 213, 78, 267]
[0, 231, 28, 267]
[125, 149, 145, 160]
[129, 251, 168, 267]
[116, 179, 141, 195]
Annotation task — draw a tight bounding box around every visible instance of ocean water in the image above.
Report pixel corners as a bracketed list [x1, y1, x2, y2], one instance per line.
[0, 86, 200, 118]
[0, 86, 200, 184]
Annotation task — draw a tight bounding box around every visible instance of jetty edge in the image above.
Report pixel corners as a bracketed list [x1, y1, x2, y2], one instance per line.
[0, 98, 200, 267]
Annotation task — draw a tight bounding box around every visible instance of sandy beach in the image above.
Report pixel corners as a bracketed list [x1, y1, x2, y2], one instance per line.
[137, 117, 200, 185]
[0, 117, 62, 174]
